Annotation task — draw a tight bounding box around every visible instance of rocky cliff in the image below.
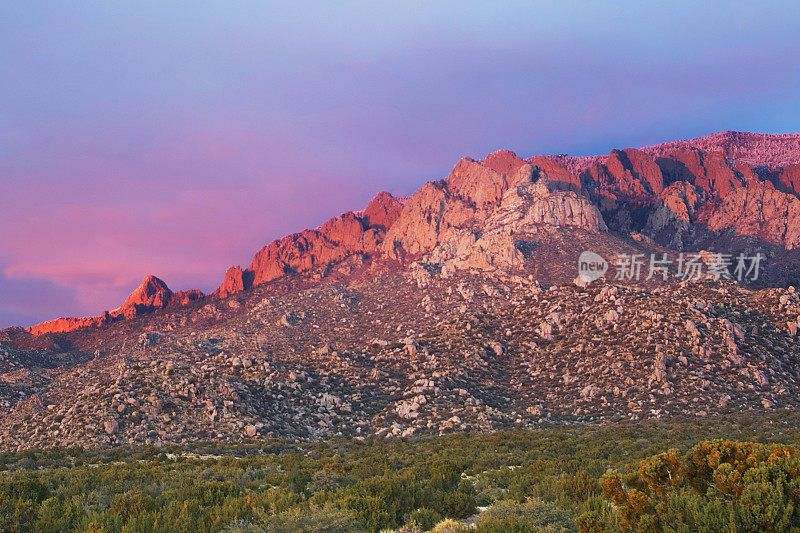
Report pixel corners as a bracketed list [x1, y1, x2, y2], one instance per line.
[22, 131, 800, 336]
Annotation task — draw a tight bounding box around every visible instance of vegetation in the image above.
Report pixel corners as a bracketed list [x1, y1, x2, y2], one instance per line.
[598, 440, 800, 531]
[2, 413, 800, 532]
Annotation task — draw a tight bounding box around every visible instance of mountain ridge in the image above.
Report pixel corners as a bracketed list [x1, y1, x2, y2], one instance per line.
[19, 130, 800, 336]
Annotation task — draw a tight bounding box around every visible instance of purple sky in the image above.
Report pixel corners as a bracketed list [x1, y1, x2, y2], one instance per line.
[2, 1, 799, 328]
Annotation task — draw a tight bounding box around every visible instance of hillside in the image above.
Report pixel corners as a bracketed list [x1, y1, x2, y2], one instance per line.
[2, 132, 800, 449]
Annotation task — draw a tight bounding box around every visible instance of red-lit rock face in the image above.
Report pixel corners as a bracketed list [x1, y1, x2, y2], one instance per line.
[28, 316, 105, 336]
[213, 266, 249, 299]
[248, 212, 376, 286]
[362, 191, 404, 230]
[114, 275, 173, 319]
[529, 156, 581, 190]
[23, 132, 800, 336]
[776, 164, 800, 195]
[27, 275, 202, 335]
[707, 181, 800, 249]
[483, 149, 528, 176]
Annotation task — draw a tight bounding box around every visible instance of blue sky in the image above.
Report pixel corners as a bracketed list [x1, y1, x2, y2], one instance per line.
[1, 1, 799, 327]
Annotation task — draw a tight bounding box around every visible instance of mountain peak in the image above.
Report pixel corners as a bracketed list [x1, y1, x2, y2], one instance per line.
[483, 149, 528, 176]
[362, 191, 404, 230]
[25, 275, 190, 335]
[213, 266, 252, 299]
[113, 275, 173, 319]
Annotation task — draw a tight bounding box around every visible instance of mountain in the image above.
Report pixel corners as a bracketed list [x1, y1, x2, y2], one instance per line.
[25, 131, 800, 337]
[3, 131, 800, 449]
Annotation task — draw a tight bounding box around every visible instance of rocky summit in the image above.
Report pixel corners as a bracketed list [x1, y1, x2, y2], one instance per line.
[4, 131, 800, 450]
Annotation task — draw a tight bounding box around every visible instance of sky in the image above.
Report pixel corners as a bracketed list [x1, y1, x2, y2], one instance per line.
[1, 1, 800, 328]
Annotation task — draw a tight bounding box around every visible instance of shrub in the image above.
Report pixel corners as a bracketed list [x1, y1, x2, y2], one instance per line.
[429, 462, 461, 491]
[435, 491, 477, 519]
[35, 497, 84, 532]
[258, 503, 366, 532]
[476, 499, 577, 533]
[5, 421, 800, 533]
[601, 440, 800, 531]
[409, 507, 442, 530]
[429, 518, 470, 533]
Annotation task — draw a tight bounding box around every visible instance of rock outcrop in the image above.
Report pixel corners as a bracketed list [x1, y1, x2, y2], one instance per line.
[493, 177, 607, 232]
[771, 164, 800, 196]
[599, 148, 664, 197]
[248, 212, 383, 286]
[549, 131, 800, 174]
[620, 148, 664, 195]
[644, 181, 702, 249]
[213, 266, 251, 299]
[28, 276, 203, 335]
[448, 157, 510, 209]
[642, 131, 800, 168]
[28, 316, 106, 336]
[361, 191, 405, 230]
[113, 275, 173, 319]
[212, 191, 405, 295]
[383, 151, 606, 273]
[426, 176, 607, 272]
[172, 289, 205, 306]
[537, 140, 800, 254]
[529, 156, 582, 190]
[707, 181, 800, 249]
[658, 148, 742, 196]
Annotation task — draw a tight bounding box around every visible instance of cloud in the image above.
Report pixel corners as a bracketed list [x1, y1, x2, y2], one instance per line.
[0, 267, 81, 328]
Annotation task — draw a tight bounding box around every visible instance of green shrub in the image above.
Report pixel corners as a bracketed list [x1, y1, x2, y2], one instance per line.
[429, 462, 461, 491]
[435, 491, 476, 519]
[476, 500, 577, 533]
[35, 497, 84, 533]
[409, 507, 442, 530]
[258, 503, 365, 532]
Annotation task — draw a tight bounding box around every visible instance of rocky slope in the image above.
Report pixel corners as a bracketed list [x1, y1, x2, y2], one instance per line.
[4, 131, 800, 449]
[2, 270, 800, 449]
